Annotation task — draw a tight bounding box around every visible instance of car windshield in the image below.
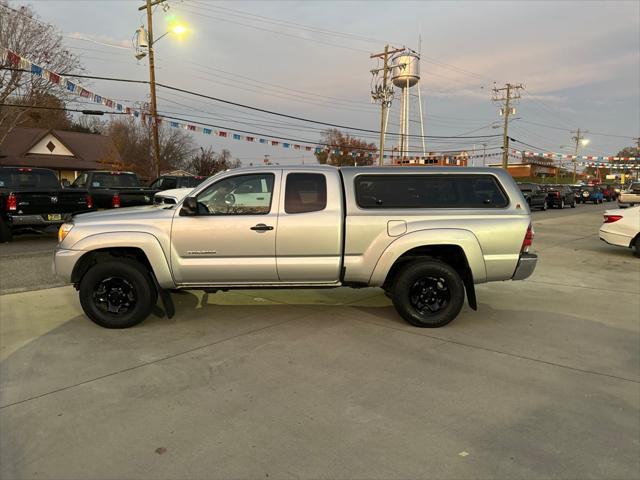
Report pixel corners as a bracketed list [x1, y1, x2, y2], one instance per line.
[0, 169, 60, 189]
[90, 173, 140, 188]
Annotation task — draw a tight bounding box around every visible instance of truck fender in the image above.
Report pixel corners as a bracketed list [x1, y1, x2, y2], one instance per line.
[70, 231, 175, 289]
[368, 228, 487, 287]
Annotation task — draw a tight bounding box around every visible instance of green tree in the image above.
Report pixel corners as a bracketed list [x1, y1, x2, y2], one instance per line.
[314, 129, 376, 166]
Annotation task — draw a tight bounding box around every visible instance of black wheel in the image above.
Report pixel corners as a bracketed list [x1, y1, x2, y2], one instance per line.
[391, 260, 465, 328]
[633, 237, 640, 258]
[559, 199, 565, 209]
[79, 258, 157, 328]
[0, 218, 12, 243]
[571, 200, 576, 208]
[541, 201, 547, 211]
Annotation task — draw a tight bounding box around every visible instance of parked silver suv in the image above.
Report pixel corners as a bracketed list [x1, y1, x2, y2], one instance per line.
[54, 166, 537, 329]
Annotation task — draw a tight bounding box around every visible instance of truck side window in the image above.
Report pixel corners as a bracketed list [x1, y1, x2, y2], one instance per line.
[72, 173, 88, 188]
[355, 174, 508, 208]
[196, 173, 274, 215]
[285, 173, 327, 214]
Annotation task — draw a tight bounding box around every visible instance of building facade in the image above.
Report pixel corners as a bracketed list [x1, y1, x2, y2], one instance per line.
[0, 127, 122, 183]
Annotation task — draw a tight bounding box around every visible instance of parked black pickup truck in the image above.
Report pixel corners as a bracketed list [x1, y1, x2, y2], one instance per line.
[148, 174, 206, 190]
[0, 167, 92, 242]
[69, 171, 157, 209]
[517, 182, 548, 211]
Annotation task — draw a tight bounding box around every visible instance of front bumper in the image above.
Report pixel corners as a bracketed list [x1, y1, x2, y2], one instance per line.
[512, 253, 538, 280]
[52, 248, 86, 283]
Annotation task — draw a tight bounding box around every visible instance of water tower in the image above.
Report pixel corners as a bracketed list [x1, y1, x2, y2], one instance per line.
[390, 51, 426, 161]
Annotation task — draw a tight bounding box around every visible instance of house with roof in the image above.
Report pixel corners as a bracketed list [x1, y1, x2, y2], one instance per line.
[0, 127, 122, 183]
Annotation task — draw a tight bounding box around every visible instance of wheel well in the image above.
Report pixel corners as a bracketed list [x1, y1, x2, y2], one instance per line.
[382, 244, 477, 310]
[71, 247, 153, 286]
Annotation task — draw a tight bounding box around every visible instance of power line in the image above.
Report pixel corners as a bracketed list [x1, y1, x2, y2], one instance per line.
[519, 120, 636, 140]
[0, 103, 128, 115]
[155, 82, 502, 140]
[1, 67, 501, 140]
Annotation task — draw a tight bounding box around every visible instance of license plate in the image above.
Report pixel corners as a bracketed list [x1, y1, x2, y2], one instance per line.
[47, 214, 62, 221]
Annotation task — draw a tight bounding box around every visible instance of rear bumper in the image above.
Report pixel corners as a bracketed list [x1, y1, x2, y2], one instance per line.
[599, 229, 631, 248]
[8, 214, 71, 227]
[512, 253, 537, 280]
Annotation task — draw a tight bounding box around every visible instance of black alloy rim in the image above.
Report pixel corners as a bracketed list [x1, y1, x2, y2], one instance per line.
[409, 276, 450, 314]
[93, 276, 136, 315]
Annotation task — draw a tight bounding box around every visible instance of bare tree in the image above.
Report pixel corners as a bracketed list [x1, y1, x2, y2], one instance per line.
[104, 117, 197, 179]
[0, 1, 81, 142]
[189, 147, 241, 176]
[159, 127, 197, 172]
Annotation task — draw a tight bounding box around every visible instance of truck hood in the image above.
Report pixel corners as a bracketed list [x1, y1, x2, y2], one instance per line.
[73, 205, 173, 225]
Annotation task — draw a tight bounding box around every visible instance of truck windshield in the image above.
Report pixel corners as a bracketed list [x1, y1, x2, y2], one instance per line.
[91, 173, 140, 188]
[0, 169, 60, 189]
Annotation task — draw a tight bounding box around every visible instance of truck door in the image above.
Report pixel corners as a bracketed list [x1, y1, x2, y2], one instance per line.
[275, 170, 343, 282]
[170, 171, 281, 284]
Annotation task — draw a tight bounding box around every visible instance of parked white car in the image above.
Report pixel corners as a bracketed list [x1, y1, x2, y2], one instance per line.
[617, 182, 640, 208]
[153, 187, 193, 205]
[599, 206, 640, 257]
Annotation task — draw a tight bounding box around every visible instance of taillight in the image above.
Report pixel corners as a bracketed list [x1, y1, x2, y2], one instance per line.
[112, 194, 121, 208]
[521, 223, 534, 253]
[6, 193, 17, 211]
[603, 215, 622, 223]
[86, 194, 93, 209]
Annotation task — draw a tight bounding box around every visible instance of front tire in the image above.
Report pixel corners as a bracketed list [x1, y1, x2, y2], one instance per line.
[79, 258, 157, 328]
[391, 260, 465, 328]
[541, 201, 547, 211]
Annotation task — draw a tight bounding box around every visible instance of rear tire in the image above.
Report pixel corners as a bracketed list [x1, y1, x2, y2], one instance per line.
[633, 237, 640, 258]
[541, 202, 547, 211]
[559, 199, 565, 209]
[391, 260, 465, 328]
[79, 258, 157, 328]
[0, 218, 11, 243]
[571, 201, 576, 208]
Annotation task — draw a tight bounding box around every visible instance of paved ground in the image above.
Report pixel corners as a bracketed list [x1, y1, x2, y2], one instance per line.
[0, 204, 638, 479]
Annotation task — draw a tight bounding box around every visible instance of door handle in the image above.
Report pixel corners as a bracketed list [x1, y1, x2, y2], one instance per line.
[250, 223, 273, 232]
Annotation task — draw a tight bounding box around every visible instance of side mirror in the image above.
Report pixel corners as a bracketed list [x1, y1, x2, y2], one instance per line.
[61, 179, 70, 188]
[180, 196, 198, 216]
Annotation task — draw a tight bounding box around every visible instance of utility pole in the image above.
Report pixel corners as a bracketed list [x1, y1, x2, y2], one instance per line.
[634, 137, 640, 180]
[370, 45, 404, 166]
[571, 128, 588, 183]
[138, 0, 166, 177]
[492, 83, 523, 169]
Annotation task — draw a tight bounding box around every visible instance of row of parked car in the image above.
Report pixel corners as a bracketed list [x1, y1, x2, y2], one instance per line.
[517, 182, 624, 211]
[0, 167, 206, 242]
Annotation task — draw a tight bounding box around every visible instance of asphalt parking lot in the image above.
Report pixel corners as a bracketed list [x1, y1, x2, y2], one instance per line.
[0, 203, 638, 479]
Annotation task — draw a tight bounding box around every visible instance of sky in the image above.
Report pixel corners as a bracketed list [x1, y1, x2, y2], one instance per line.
[9, 0, 640, 165]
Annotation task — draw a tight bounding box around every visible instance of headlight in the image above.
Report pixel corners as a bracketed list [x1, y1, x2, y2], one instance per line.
[58, 223, 74, 243]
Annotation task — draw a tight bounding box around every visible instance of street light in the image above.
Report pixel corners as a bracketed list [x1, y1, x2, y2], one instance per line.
[133, 8, 190, 177]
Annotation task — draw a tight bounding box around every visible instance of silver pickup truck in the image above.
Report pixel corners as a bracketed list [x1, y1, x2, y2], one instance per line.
[54, 166, 537, 329]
